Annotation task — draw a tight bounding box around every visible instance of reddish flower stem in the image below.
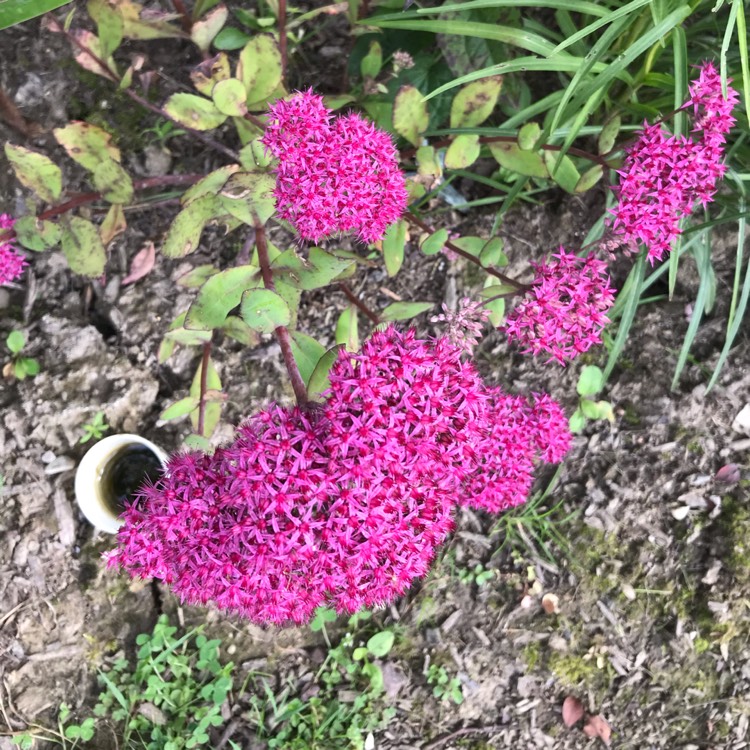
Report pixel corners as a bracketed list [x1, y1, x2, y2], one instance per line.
[171, 0, 191, 32]
[254, 223, 309, 405]
[404, 211, 527, 291]
[339, 282, 380, 324]
[197, 339, 212, 437]
[0, 174, 203, 244]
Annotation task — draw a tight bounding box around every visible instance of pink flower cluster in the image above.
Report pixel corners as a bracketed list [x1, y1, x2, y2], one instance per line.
[0, 214, 26, 286]
[262, 90, 408, 245]
[609, 62, 738, 264]
[108, 327, 571, 625]
[504, 248, 615, 365]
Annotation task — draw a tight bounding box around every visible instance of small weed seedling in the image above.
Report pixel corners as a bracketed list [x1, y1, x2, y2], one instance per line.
[3, 331, 39, 380]
[457, 563, 496, 587]
[246, 608, 396, 750]
[10, 703, 95, 749]
[426, 664, 464, 705]
[569, 365, 614, 434]
[79, 411, 110, 444]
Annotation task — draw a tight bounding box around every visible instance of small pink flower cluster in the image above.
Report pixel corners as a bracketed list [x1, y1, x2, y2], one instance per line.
[262, 90, 408, 245]
[0, 214, 26, 286]
[609, 62, 738, 264]
[504, 248, 615, 365]
[108, 327, 571, 625]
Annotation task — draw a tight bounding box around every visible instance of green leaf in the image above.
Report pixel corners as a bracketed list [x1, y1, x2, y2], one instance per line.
[574, 165, 604, 193]
[542, 150, 580, 193]
[598, 116, 621, 155]
[307, 346, 341, 400]
[176, 264, 219, 287]
[309, 607, 337, 632]
[20, 357, 40, 376]
[212, 78, 247, 116]
[185, 265, 260, 330]
[290, 332, 326, 386]
[92, 159, 134, 203]
[222, 315, 260, 346]
[190, 3, 228, 53]
[213, 26, 252, 50]
[450, 76, 503, 129]
[164, 93, 228, 130]
[13, 216, 61, 252]
[488, 142, 548, 179]
[382, 219, 407, 277]
[352, 647, 369, 661]
[335, 305, 359, 352]
[380, 301, 433, 321]
[366, 630, 394, 657]
[0, 0, 72, 30]
[416, 145, 442, 183]
[4, 143, 62, 203]
[6, 330, 25, 354]
[360, 40, 382, 78]
[160, 397, 200, 421]
[517, 122, 541, 151]
[577, 365, 604, 397]
[61, 216, 107, 277]
[240, 288, 291, 333]
[479, 237, 507, 267]
[238, 139, 273, 171]
[392, 85, 429, 147]
[219, 172, 275, 225]
[420, 228, 448, 256]
[163, 194, 221, 258]
[182, 165, 240, 205]
[100, 203, 126, 245]
[236, 34, 282, 106]
[273, 246, 355, 290]
[183, 434, 213, 451]
[53, 120, 121, 171]
[88, 0, 124, 58]
[444, 134, 480, 170]
[569, 408, 586, 433]
[482, 277, 505, 327]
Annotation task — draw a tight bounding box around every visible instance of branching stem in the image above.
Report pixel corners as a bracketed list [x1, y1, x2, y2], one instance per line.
[340, 283, 380, 324]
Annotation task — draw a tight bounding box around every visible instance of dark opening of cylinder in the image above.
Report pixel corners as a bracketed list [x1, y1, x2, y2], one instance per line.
[100, 444, 164, 515]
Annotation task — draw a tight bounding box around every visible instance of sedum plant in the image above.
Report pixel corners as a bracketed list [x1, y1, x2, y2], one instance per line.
[0, 0, 741, 626]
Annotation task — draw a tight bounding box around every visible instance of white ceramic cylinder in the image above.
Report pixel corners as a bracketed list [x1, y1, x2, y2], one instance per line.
[74, 434, 169, 533]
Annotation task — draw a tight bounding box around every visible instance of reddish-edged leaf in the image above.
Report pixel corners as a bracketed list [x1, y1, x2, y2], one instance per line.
[122, 242, 156, 285]
[561, 696, 584, 727]
[715, 463, 740, 485]
[583, 714, 612, 746]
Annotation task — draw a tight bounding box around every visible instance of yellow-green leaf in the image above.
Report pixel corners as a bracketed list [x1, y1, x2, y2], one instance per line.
[574, 164, 604, 193]
[393, 85, 429, 147]
[185, 265, 261, 330]
[190, 52, 231, 96]
[87, 0, 124, 58]
[100, 203, 126, 245]
[60, 216, 107, 277]
[13, 217, 61, 252]
[219, 172, 275, 225]
[517, 122, 541, 151]
[92, 159, 134, 203]
[240, 288, 291, 333]
[542, 150, 580, 193]
[162, 194, 221, 258]
[4, 143, 62, 203]
[53, 121, 121, 171]
[335, 305, 359, 352]
[190, 3, 227, 53]
[236, 35, 282, 106]
[444, 134, 480, 170]
[212, 78, 247, 116]
[450, 76, 502, 129]
[164, 93, 227, 130]
[382, 219, 407, 276]
[488, 142, 548, 179]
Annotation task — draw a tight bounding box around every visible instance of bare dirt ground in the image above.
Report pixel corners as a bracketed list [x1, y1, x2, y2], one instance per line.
[2, 12, 750, 750]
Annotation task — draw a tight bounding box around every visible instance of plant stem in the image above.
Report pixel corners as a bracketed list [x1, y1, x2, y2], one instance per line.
[339, 282, 380, 324]
[171, 0, 191, 32]
[0, 174, 203, 244]
[404, 211, 526, 291]
[254, 224, 309, 405]
[278, 0, 288, 83]
[197, 339, 212, 437]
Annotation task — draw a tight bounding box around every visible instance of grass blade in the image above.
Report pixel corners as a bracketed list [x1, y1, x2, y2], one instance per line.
[736, 0, 750, 128]
[603, 252, 645, 381]
[413, 0, 611, 16]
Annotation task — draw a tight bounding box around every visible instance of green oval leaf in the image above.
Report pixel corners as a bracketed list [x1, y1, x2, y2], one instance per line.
[598, 114, 621, 155]
[307, 345, 342, 401]
[186, 265, 261, 330]
[240, 288, 291, 333]
[393, 85, 429, 147]
[0, 0, 72, 30]
[163, 194, 221, 258]
[450, 76, 502, 129]
[488, 142, 548, 179]
[4, 143, 62, 203]
[61, 216, 106, 277]
[164, 93, 228, 130]
[383, 219, 407, 276]
[160, 397, 200, 421]
[360, 40, 383, 79]
[420, 228, 448, 256]
[92, 159, 134, 203]
[212, 77, 247, 116]
[444, 134, 480, 170]
[290, 332, 325, 386]
[380, 301, 433, 322]
[577, 364, 604, 397]
[574, 164, 604, 193]
[517, 122, 541, 151]
[366, 630, 394, 658]
[236, 34, 282, 106]
[6, 330, 25, 354]
[13, 216, 61, 252]
[190, 3, 228, 52]
[53, 121, 121, 170]
[542, 150, 580, 193]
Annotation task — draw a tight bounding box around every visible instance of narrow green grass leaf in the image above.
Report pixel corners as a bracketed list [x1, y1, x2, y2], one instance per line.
[425, 57, 627, 101]
[720, 0, 740, 102]
[366, 20, 557, 57]
[707, 196, 749, 391]
[549, 0, 653, 56]
[0, 0, 72, 29]
[736, 0, 750, 128]
[603, 253, 645, 381]
[670, 230, 711, 391]
[412, 0, 610, 15]
[671, 26, 688, 136]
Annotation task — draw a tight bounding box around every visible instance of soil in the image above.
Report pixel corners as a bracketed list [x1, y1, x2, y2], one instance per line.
[2, 9, 750, 750]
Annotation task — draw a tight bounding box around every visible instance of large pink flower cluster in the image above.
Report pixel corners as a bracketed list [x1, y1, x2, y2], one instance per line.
[0, 214, 26, 286]
[609, 62, 738, 264]
[504, 248, 615, 365]
[108, 327, 570, 625]
[262, 90, 408, 245]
